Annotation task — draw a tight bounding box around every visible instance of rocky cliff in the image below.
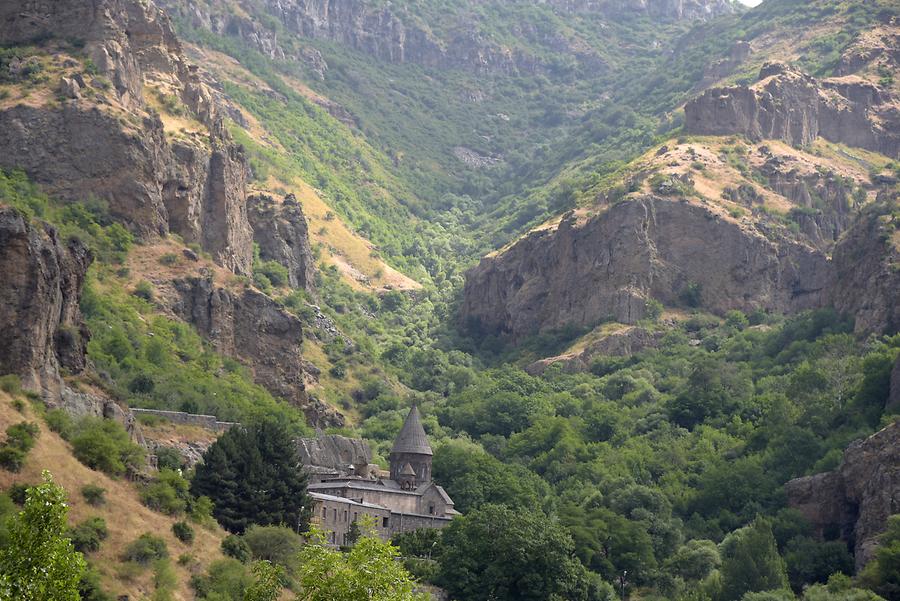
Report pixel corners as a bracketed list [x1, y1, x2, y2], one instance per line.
[170, 273, 307, 404]
[0, 0, 253, 274]
[786, 422, 900, 570]
[0, 208, 92, 399]
[247, 193, 317, 292]
[160, 0, 733, 77]
[461, 196, 830, 339]
[829, 195, 900, 336]
[685, 63, 900, 159]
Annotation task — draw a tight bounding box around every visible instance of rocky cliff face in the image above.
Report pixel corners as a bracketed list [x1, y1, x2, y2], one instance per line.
[247, 193, 317, 292]
[170, 273, 307, 405]
[0, 208, 92, 399]
[161, 0, 732, 77]
[0, 0, 253, 274]
[786, 422, 900, 570]
[461, 197, 830, 339]
[685, 63, 900, 159]
[828, 196, 899, 336]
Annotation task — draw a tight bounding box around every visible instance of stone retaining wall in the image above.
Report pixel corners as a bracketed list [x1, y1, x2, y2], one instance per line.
[130, 408, 238, 433]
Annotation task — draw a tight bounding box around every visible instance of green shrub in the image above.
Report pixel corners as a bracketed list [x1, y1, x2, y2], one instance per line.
[140, 469, 190, 515]
[7, 483, 29, 505]
[0, 374, 22, 395]
[5, 422, 38, 451]
[71, 417, 145, 476]
[123, 533, 169, 564]
[133, 280, 154, 302]
[242, 525, 303, 569]
[158, 253, 179, 266]
[154, 447, 184, 471]
[70, 516, 109, 553]
[45, 409, 75, 440]
[81, 484, 106, 506]
[221, 534, 252, 563]
[0, 447, 27, 472]
[172, 521, 194, 544]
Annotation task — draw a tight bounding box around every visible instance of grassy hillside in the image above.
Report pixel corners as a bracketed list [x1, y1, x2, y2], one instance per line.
[0, 393, 228, 600]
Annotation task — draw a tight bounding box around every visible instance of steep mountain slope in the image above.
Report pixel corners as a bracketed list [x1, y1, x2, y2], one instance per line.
[462, 50, 900, 341]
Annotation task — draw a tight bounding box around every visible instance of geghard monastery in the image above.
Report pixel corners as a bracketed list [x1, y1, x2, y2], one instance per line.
[301, 406, 460, 545]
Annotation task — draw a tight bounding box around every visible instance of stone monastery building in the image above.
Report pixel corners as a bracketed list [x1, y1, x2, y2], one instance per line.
[306, 406, 460, 545]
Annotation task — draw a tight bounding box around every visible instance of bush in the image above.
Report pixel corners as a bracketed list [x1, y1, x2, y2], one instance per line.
[172, 521, 194, 544]
[123, 533, 169, 564]
[7, 483, 29, 505]
[154, 447, 184, 471]
[70, 516, 109, 553]
[133, 280, 154, 301]
[0, 374, 22, 395]
[81, 484, 106, 506]
[242, 525, 303, 568]
[5, 422, 38, 451]
[158, 253, 179, 266]
[45, 409, 75, 439]
[0, 447, 27, 472]
[140, 469, 190, 515]
[71, 417, 144, 476]
[221, 534, 252, 563]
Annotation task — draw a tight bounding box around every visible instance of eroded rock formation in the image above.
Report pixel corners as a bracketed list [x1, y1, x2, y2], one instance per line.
[0, 0, 253, 274]
[828, 196, 900, 336]
[0, 208, 92, 399]
[786, 422, 900, 570]
[685, 63, 900, 158]
[461, 197, 830, 339]
[247, 193, 317, 292]
[170, 273, 308, 406]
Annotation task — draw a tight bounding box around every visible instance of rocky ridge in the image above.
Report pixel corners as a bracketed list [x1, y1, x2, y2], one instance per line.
[685, 63, 900, 159]
[0, 0, 254, 274]
[461, 196, 831, 339]
[159, 0, 734, 77]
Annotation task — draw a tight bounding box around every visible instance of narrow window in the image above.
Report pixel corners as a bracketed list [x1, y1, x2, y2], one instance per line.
[382, 517, 389, 528]
[428, 504, 435, 515]
[322, 506, 326, 518]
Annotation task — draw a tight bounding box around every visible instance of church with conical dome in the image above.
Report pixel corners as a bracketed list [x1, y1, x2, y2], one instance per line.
[306, 406, 460, 546]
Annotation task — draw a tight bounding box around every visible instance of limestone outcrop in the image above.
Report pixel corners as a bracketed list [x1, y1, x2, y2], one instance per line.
[247, 193, 317, 292]
[786, 422, 900, 570]
[461, 196, 830, 339]
[685, 63, 900, 158]
[297, 434, 372, 471]
[0, 208, 92, 399]
[0, 0, 253, 274]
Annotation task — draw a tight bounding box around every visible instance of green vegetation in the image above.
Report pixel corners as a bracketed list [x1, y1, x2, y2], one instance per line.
[0, 472, 86, 601]
[122, 533, 169, 565]
[70, 417, 144, 477]
[191, 420, 312, 533]
[0, 422, 39, 472]
[296, 519, 428, 601]
[80, 484, 106, 507]
[69, 517, 109, 554]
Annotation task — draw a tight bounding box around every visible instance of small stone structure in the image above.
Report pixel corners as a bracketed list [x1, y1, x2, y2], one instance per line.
[129, 408, 238, 433]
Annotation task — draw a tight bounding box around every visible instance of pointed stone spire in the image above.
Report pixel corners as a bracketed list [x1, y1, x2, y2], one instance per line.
[391, 405, 433, 456]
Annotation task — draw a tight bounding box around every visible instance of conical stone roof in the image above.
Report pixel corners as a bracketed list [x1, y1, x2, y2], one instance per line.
[390, 406, 433, 456]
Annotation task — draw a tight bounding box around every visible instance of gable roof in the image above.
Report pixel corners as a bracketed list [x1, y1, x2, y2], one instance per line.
[390, 406, 433, 456]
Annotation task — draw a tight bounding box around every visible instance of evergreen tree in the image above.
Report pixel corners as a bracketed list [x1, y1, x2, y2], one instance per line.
[0, 471, 86, 601]
[719, 518, 790, 601]
[192, 420, 311, 533]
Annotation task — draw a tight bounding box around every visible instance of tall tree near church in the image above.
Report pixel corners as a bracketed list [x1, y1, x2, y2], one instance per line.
[192, 420, 311, 533]
[719, 518, 790, 601]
